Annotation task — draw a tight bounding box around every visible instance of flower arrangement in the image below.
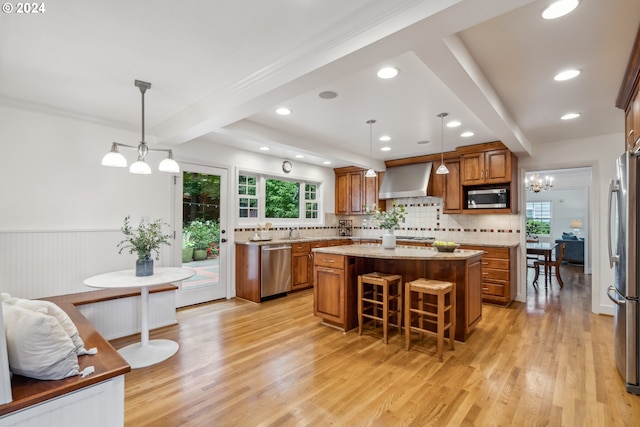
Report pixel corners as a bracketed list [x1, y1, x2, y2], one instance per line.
[117, 215, 172, 260]
[363, 203, 407, 231]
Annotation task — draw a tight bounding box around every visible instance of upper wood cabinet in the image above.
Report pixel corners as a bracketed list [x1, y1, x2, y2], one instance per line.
[617, 23, 640, 151]
[461, 148, 512, 185]
[442, 159, 462, 213]
[334, 167, 385, 215]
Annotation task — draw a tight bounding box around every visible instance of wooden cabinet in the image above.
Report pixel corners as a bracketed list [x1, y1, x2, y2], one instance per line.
[334, 167, 385, 215]
[460, 245, 517, 305]
[291, 242, 312, 292]
[313, 254, 357, 330]
[617, 24, 640, 151]
[461, 148, 512, 185]
[235, 244, 261, 303]
[442, 159, 462, 213]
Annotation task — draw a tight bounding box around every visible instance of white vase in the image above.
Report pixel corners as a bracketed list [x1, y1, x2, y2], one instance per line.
[382, 230, 396, 249]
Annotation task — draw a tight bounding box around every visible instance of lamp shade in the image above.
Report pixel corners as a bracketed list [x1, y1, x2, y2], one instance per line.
[158, 152, 180, 173]
[101, 143, 127, 167]
[570, 219, 583, 229]
[130, 158, 151, 174]
[365, 168, 376, 178]
[436, 163, 449, 175]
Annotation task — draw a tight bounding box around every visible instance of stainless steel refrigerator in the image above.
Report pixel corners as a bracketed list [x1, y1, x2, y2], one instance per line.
[607, 150, 640, 395]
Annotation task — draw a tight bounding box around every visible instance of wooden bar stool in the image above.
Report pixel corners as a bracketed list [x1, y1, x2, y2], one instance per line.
[404, 278, 455, 362]
[358, 272, 403, 344]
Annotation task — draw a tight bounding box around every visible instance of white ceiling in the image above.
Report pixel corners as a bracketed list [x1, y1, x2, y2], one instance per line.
[1, 0, 639, 169]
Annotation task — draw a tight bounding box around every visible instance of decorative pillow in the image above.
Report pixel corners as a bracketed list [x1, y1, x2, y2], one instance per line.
[4, 297, 90, 356]
[2, 302, 79, 380]
[562, 232, 575, 238]
[564, 235, 579, 240]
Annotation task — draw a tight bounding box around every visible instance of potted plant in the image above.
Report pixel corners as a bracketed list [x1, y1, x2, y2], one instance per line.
[187, 219, 212, 261]
[182, 230, 195, 263]
[363, 203, 407, 249]
[117, 215, 172, 276]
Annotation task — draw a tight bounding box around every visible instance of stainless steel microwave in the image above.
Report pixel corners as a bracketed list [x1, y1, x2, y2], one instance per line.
[467, 188, 508, 209]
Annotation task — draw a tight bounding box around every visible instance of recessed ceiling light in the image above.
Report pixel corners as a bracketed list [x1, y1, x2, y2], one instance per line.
[259, 146, 270, 151]
[541, 0, 579, 20]
[322, 161, 331, 165]
[554, 69, 581, 81]
[380, 146, 391, 151]
[446, 120, 461, 128]
[377, 67, 399, 79]
[561, 112, 581, 120]
[379, 135, 391, 142]
[319, 91, 338, 99]
[295, 154, 304, 159]
[276, 107, 292, 115]
[461, 131, 474, 138]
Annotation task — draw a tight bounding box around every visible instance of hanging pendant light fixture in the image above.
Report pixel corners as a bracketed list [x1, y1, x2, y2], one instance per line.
[101, 80, 180, 174]
[436, 112, 449, 175]
[365, 119, 377, 178]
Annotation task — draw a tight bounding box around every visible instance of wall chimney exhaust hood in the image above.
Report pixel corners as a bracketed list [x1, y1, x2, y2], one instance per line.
[378, 162, 433, 199]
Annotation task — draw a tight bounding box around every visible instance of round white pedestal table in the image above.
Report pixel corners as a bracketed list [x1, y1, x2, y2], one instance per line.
[83, 267, 195, 369]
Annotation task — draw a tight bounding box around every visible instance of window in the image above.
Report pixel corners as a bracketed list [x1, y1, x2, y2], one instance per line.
[238, 174, 258, 218]
[305, 184, 318, 219]
[238, 173, 322, 224]
[526, 201, 551, 235]
[265, 178, 299, 218]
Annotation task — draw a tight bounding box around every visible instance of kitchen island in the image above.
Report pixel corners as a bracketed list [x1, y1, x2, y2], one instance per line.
[312, 244, 484, 342]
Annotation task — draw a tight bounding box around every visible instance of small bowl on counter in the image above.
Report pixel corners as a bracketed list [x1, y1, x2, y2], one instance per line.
[432, 241, 460, 253]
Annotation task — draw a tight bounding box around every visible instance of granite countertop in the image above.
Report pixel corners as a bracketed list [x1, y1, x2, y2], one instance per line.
[312, 244, 484, 261]
[235, 236, 350, 246]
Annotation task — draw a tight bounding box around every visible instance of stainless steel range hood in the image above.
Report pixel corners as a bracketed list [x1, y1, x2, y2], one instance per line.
[378, 162, 433, 199]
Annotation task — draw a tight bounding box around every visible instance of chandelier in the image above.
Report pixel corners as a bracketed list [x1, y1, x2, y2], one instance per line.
[525, 173, 554, 192]
[101, 80, 180, 175]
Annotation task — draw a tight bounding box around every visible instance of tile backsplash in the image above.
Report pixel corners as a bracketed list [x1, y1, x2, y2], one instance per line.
[234, 197, 521, 245]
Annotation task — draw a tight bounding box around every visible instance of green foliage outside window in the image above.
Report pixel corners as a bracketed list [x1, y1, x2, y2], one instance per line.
[265, 179, 300, 218]
[526, 219, 550, 235]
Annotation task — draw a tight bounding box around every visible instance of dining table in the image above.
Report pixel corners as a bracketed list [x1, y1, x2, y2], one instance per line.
[526, 241, 558, 287]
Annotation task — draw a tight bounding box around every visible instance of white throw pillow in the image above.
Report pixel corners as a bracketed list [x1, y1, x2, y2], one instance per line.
[2, 302, 79, 380]
[5, 297, 89, 355]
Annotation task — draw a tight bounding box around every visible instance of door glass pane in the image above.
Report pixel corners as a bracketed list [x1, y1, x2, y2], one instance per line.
[182, 172, 221, 291]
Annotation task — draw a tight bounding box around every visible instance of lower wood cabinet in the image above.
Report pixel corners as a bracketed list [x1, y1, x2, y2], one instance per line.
[313, 254, 357, 330]
[291, 242, 312, 292]
[460, 245, 516, 305]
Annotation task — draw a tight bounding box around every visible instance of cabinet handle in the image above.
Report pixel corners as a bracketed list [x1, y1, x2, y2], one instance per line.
[483, 251, 489, 254]
[322, 259, 335, 263]
[482, 272, 489, 275]
[482, 287, 489, 291]
[482, 262, 489, 265]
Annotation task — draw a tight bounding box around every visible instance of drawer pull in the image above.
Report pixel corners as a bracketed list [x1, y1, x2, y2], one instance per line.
[483, 251, 489, 254]
[482, 287, 489, 291]
[323, 259, 335, 263]
[482, 272, 489, 275]
[482, 262, 489, 265]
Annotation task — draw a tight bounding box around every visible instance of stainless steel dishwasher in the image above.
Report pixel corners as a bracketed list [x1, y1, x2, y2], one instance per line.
[260, 243, 292, 298]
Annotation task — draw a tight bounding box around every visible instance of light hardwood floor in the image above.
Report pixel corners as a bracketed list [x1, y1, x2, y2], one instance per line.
[113, 265, 640, 426]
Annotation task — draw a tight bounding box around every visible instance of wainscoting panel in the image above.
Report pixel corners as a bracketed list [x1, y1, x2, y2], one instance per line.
[0, 229, 167, 299]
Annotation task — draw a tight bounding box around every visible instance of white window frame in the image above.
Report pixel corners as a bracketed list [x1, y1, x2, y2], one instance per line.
[526, 201, 552, 235]
[237, 171, 323, 227]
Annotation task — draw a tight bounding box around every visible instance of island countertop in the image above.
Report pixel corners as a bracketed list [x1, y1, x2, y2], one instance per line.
[312, 244, 484, 260]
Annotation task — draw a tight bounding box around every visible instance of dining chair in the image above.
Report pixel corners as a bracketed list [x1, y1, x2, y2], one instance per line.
[534, 243, 566, 288]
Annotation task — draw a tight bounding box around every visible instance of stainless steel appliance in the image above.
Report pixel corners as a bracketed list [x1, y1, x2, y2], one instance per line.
[260, 244, 292, 299]
[466, 187, 508, 209]
[607, 151, 640, 394]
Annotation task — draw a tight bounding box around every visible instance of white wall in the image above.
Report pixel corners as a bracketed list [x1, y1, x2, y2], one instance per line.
[0, 105, 335, 299]
[518, 132, 622, 315]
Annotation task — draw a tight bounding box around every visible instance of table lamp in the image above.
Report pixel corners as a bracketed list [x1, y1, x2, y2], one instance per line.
[570, 219, 583, 236]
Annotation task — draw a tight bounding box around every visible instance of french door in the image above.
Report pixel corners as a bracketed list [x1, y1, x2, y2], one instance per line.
[174, 164, 228, 308]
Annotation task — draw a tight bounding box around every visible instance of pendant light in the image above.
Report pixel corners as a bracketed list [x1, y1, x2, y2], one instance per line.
[435, 112, 449, 175]
[101, 80, 180, 174]
[365, 119, 377, 178]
